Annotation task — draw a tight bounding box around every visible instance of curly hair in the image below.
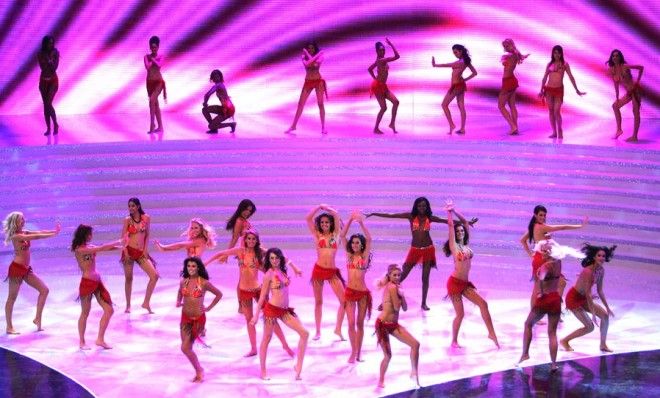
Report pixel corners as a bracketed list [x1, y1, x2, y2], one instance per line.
[71, 224, 93, 251]
[314, 213, 336, 233]
[181, 256, 210, 280]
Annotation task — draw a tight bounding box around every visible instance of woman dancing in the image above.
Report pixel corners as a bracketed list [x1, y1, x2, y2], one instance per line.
[285, 42, 328, 135]
[155, 218, 216, 257]
[202, 69, 236, 134]
[375, 264, 420, 388]
[340, 211, 372, 363]
[226, 199, 256, 248]
[368, 197, 476, 310]
[518, 241, 563, 371]
[251, 248, 309, 380]
[498, 39, 529, 135]
[205, 229, 299, 357]
[443, 202, 499, 349]
[3, 212, 59, 334]
[432, 44, 477, 135]
[38, 35, 59, 136]
[144, 35, 167, 134]
[607, 49, 644, 142]
[71, 224, 120, 350]
[561, 243, 616, 353]
[307, 204, 346, 340]
[520, 205, 587, 306]
[177, 257, 223, 382]
[120, 197, 159, 314]
[368, 38, 400, 134]
[539, 45, 586, 139]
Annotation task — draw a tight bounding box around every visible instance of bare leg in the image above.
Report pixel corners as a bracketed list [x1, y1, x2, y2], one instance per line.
[442, 90, 458, 134]
[373, 94, 387, 134]
[287, 87, 314, 132]
[592, 303, 611, 351]
[315, 86, 327, 134]
[329, 278, 346, 340]
[181, 327, 204, 382]
[152, 85, 164, 131]
[553, 99, 563, 139]
[547, 312, 560, 370]
[137, 258, 159, 313]
[240, 304, 257, 356]
[399, 263, 414, 284]
[95, 291, 114, 349]
[560, 308, 593, 351]
[421, 263, 432, 310]
[509, 91, 519, 133]
[391, 326, 421, 387]
[355, 297, 368, 361]
[273, 321, 295, 357]
[78, 296, 92, 349]
[5, 279, 22, 334]
[498, 91, 515, 132]
[122, 261, 134, 313]
[259, 321, 274, 380]
[519, 309, 544, 364]
[378, 339, 392, 388]
[24, 273, 49, 331]
[464, 289, 499, 347]
[547, 96, 557, 138]
[281, 314, 309, 380]
[628, 94, 641, 141]
[312, 281, 323, 340]
[346, 300, 357, 362]
[385, 91, 399, 133]
[456, 92, 467, 133]
[612, 100, 624, 138]
[449, 294, 464, 348]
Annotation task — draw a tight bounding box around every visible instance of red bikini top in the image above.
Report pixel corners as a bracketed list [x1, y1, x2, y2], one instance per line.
[411, 217, 430, 232]
[455, 245, 474, 261]
[181, 277, 203, 298]
[318, 236, 337, 249]
[348, 256, 368, 271]
[127, 217, 146, 235]
[271, 271, 290, 290]
[238, 252, 259, 270]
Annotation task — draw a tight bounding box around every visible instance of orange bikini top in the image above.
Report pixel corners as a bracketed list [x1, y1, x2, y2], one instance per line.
[181, 277, 203, 298]
[411, 217, 430, 232]
[127, 216, 147, 235]
[455, 245, 474, 261]
[348, 256, 368, 271]
[270, 271, 290, 290]
[238, 252, 259, 270]
[318, 236, 337, 249]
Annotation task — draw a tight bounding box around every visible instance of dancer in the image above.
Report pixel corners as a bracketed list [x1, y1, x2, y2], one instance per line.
[38, 35, 59, 136]
[375, 264, 420, 389]
[251, 248, 309, 380]
[443, 201, 499, 349]
[202, 69, 236, 134]
[3, 212, 59, 334]
[307, 204, 346, 340]
[607, 49, 644, 142]
[177, 257, 223, 382]
[226, 199, 256, 248]
[518, 241, 563, 371]
[205, 229, 300, 357]
[561, 243, 616, 353]
[498, 39, 529, 135]
[539, 45, 586, 139]
[368, 39, 400, 134]
[120, 197, 159, 314]
[144, 35, 167, 134]
[520, 205, 587, 307]
[285, 42, 328, 135]
[340, 211, 372, 363]
[155, 218, 216, 257]
[367, 197, 477, 310]
[432, 44, 477, 135]
[71, 224, 120, 350]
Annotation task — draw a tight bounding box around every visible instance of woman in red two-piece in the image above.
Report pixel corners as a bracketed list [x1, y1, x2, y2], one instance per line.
[340, 211, 372, 363]
[71, 224, 120, 350]
[498, 39, 529, 135]
[120, 197, 159, 314]
[306, 204, 346, 340]
[37, 35, 59, 136]
[144, 35, 167, 134]
[225, 199, 256, 249]
[368, 38, 400, 134]
[285, 42, 328, 135]
[3, 211, 59, 334]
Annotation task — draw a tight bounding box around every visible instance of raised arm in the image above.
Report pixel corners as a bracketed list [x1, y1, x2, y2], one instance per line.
[357, 215, 372, 259]
[366, 212, 410, 220]
[14, 223, 60, 241]
[203, 281, 223, 312]
[565, 63, 586, 96]
[539, 216, 588, 234]
[205, 247, 242, 266]
[384, 38, 400, 62]
[340, 216, 354, 248]
[446, 209, 457, 256]
[306, 205, 322, 235]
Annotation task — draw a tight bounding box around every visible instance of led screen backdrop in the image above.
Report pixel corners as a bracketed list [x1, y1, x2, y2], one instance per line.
[0, 0, 657, 118]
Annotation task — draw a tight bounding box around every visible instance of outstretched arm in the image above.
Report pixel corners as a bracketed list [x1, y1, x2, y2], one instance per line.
[366, 212, 410, 219]
[15, 223, 60, 241]
[75, 240, 122, 255]
[155, 240, 195, 252]
[540, 217, 588, 234]
[205, 247, 242, 266]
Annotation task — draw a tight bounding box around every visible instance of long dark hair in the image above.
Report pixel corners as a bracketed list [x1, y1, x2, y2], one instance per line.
[305, 42, 320, 58]
[580, 243, 616, 267]
[181, 256, 210, 280]
[71, 224, 92, 251]
[264, 247, 287, 275]
[226, 199, 256, 231]
[548, 45, 565, 67]
[452, 44, 471, 66]
[243, 230, 263, 266]
[442, 222, 470, 257]
[314, 213, 336, 233]
[41, 35, 54, 53]
[527, 205, 547, 243]
[410, 197, 432, 218]
[128, 197, 145, 215]
[346, 233, 372, 267]
[606, 49, 626, 67]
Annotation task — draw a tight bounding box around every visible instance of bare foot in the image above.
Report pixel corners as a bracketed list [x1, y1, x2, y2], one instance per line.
[517, 354, 530, 366]
[283, 346, 295, 357]
[334, 329, 346, 341]
[600, 345, 613, 353]
[451, 341, 463, 349]
[124, 307, 131, 313]
[95, 340, 113, 349]
[192, 369, 204, 383]
[560, 339, 574, 352]
[79, 344, 91, 350]
[625, 136, 638, 143]
[348, 354, 356, 364]
[141, 303, 154, 314]
[509, 129, 519, 135]
[548, 133, 558, 138]
[284, 127, 296, 135]
[377, 381, 385, 388]
[421, 304, 430, 311]
[294, 364, 302, 380]
[260, 371, 270, 381]
[33, 319, 44, 331]
[6, 328, 20, 335]
[550, 363, 559, 372]
[43, 130, 51, 136]
[312, 332, 321, 341]
[389, 123, 397, 134]
[448, 122, 456, 135]
[456, 129, 465, 135]
[356, 356, 365, 362]
[244, 350, 257, 358]
[373, 129, 384, 135]
[488, 334, 500, 349]
[614, 130, 623, 139]
[321, 129, 329, 135]
[230, 122, 237, 133]
[411, 371, 420, 387]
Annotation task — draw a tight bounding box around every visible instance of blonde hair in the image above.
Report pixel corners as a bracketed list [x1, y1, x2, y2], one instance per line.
[503, 38, 526, 64]
[182, 218, 217, 248]
[376, 264, 401, 289]
[3, 211, 23, 245]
